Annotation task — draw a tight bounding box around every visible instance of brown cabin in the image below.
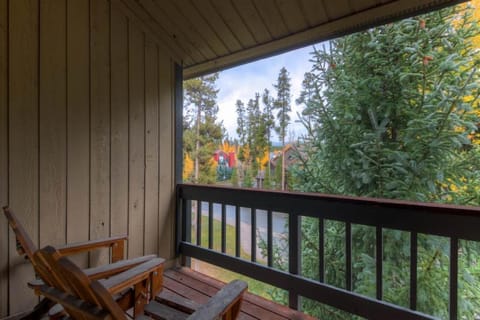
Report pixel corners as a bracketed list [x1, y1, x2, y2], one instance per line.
[0, 0, 478, 319]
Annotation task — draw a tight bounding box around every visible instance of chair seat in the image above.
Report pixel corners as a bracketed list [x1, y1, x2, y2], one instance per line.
[144, 280, 247, 320]
[145, 301, 190, 320]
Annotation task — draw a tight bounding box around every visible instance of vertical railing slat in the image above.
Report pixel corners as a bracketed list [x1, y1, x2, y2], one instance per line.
[376, 226, 383, 300]
[208, 202, 213, 249]
[319, 218, 325, 282]
[346, 222, 352, 291]
[289, 214, 300, 310]
[410, 232, 418, 311]
[251, 209, 256, 263]
[268, 209, 273, 267]
[196, 201, 202, 246]
[450, 237, 458, 320]
[181, 199, 192, 266]
[221, 204, 226, 253]
[235, 206, 240, 258]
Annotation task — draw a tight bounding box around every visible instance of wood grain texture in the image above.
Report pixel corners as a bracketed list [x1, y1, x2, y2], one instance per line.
[39, 0, 67, 249]
[300, 0, 329, 27]
[110, 7, 129, 244]
[1, 0, 179, 315]
[90, 0, 111, 267]
[8, 0, 39, 313]
[150, 0, 216, 61]
[349, 0, 378, 12]
[158, 52, 174, 260]
[0, 0, 8, 316]
[189, 0, 242, 53]
[211, 0, 256, 48]
[67, 0, 90, 268]
[137, 0, 205, 64]
[275, 0, 308, 33]
[144, 41, 159, 255]
[144, 301, 190, 319]
[231, 0, 270, 43]
[128, 20, 146, 258]
[249, 0, 288, 39]
[323, 0, 352, 20]
[118, 0, 186, 63]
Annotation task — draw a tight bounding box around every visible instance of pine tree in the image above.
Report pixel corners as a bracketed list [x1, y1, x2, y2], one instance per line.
[273, 67, 292, 190]
[292, 5, 480, 319]
[246, 93, 268, 175]
[296, 71, 322, 134]
[184, 73, 224, 184]
[262, 89, 276, 188]
[235, 99, 247, 162]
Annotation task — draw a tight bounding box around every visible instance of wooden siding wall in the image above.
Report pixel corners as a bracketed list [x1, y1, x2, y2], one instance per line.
[0, 0, 176, 316]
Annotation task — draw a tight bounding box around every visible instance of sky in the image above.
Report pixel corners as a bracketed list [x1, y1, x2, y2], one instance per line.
[214, 45, 318, 143]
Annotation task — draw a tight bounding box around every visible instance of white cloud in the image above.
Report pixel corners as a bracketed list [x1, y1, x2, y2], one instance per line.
[215, 45, 317, 142]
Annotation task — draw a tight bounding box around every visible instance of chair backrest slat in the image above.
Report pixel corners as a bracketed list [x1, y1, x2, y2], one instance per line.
[33, 250, 66, 290]
[3, 206, 37, 261]
[39, 246, 126, 320]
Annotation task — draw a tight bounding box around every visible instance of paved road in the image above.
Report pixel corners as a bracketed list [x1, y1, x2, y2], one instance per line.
[193, 202, 288, 261]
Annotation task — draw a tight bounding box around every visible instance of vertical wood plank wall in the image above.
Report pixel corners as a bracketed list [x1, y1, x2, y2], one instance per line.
[0, 0, 8, 316]
[0, 0, 176, 316]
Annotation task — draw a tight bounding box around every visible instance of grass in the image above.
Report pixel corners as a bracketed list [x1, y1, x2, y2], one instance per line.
[190, 215, 286, 303]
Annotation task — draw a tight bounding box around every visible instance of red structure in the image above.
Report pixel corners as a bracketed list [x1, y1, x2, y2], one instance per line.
[213, 150, 236, 168]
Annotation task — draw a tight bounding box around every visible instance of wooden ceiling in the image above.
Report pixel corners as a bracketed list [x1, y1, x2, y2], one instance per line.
[121, 0, 467, 78]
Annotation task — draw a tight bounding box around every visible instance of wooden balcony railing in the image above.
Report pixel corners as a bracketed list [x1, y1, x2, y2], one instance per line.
[175, 183, 480, 320]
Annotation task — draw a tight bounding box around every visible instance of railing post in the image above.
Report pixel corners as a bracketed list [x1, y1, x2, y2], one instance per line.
[376, 226, 383, 300]
[346, 222, 352, 291]
[235, 206, 240, 258]
[410, 232, 417, 310]
[450, 237, 458, 320]
[181, 199, 192, 267]
[251, 208, 256, 263]
[289, 214, 301, 310]
[175, 186, 182, 255]
[208, 202, 213, 249]
[319, 218, 325, 282]
[196, 201, 202, 246]
[221, 204, 227, 253]
[268, 210, 273, 267]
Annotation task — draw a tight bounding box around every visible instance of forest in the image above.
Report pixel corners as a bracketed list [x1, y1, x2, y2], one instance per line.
[183, 3, 480, 319]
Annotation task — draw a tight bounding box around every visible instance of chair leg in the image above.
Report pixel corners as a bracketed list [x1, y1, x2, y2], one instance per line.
[116, 289, 135, 311]
[134, 279, 148, 317]
[20, 298, 56, 320]
[48, 304, 68, 320]
[150, 265, 163, 298]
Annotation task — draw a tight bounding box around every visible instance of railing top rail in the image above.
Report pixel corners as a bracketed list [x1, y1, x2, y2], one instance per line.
[178, 183, 480, 215]
[177, 183, 480, 241]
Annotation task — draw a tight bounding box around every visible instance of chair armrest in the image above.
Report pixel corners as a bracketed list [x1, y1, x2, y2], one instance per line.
[85, 254, 157, 280]
[187, 280, 247, 320]
[28, 255, 157, 294]
[99, 258, 165, 295]
[56, 235, 128, 262]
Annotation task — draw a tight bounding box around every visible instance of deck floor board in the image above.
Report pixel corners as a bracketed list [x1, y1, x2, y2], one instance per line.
[162, 267, 316, 320]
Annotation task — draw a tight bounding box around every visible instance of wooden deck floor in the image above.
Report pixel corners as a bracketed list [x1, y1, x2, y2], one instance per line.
[162, 267, 316, 320]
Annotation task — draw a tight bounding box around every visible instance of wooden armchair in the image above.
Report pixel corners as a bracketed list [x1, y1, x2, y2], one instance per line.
[2, 206, 157, 318]
[3, 206, 129, 264]
[36, 246, 247, 320]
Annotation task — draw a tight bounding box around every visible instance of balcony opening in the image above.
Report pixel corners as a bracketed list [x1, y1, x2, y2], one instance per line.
[179, 2, 480, 319]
